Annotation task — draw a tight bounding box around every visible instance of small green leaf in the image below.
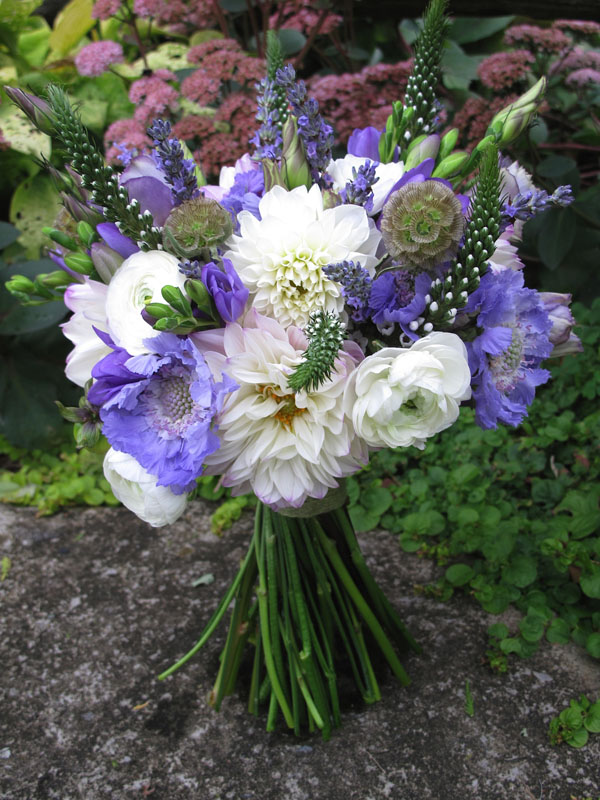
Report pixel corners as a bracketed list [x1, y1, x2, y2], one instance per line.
[502, 556, 537, 588]
[445, 563, 475, 587]
[546, 618, 570, 644]
[567, 727, 589, 748]
[580, 571, 600, 599]
[584, 703, 600, 733]
[487, 623, 509, 639]
[277, 28, 307, 57]
[0, 556, 11, 581]
[586, 633, 600, 659]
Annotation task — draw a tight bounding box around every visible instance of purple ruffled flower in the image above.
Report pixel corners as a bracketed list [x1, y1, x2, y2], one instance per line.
[89, 332, 237, 493]
[368, 270, 431, 338]
[201, 259, 249, 323]
[466, 270, 553, 429]
[120, 155, 174, 227]
[220, 168, 265, 221]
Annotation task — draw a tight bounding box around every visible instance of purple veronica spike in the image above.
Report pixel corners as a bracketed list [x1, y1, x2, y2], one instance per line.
[466, 269, 553, 429]
[89, 332, 237, 493]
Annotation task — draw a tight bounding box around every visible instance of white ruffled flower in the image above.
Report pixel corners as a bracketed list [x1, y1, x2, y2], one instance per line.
[105, 250, 186, 356]
[345, 332, 471, 450]
[488, 227, 524, 273]
[224, 184, 382, 329]
[103, 448, 188, 527]
[62, 278, 111, 387]
[500, 160, 535, 200]
[194, 309, 368, 509]
[326, 154, 406, 214]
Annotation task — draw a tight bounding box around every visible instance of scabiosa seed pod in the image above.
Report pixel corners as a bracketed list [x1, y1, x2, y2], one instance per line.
[162, 196, 233, 259]
[380, 181, 464, 270]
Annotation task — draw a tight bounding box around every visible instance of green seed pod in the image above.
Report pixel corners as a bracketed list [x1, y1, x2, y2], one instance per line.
[162, 196, 233, 259]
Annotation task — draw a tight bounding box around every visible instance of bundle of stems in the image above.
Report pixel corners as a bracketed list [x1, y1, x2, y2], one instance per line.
[159, 502, 420, 739]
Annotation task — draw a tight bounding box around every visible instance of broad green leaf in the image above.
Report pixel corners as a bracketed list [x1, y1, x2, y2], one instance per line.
[519, 614, 545, 643]
[487, 623, 509, 639]
[278, 28, 307, 57]
[349, 505, 380, 533]
[586, 632, 600, 659]
[440, 41, 482, 91]
[0, 259, 67, 335]
[536, 207, 577, 271]
[546, 617, 570, 644]
[0, 222, 20, 249]
[189, 30, 223, 47]
[0, 0, 39, 27]
[401, 509, 445, 537]
[144, 42, 191, 73]
[445, 563, 475, 586]
[502, 556, 537, 589]
[580, 571, 600, 599]
[48, 0, 94, 59]
[448, 16, 514, 44]
[18, 17, 50, 67]
[361, 485, 393, 515]
[567, 728, 589, 748]
[9, 174, 62, 259]
[0, 102, 51, 159]
[584, 703, 600, 733]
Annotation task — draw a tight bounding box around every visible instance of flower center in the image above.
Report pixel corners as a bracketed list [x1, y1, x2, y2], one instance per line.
[258, 385, 307, 430]
[143, 368, 199, 437]
[489, 326, 524, 392]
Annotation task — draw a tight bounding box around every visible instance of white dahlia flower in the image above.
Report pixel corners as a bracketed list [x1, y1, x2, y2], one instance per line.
[105, 250, 186, 355]
[62, 278, 111, 387]
[193, 309, 368, 509]
[103, 448, 188, 527]
[224, 184, 382, 329]
[326, 154, 407, 214]
[345, 332, 471, 450]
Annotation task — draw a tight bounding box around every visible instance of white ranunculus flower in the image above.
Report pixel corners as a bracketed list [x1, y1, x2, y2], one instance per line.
[105, 250, 186, 355]
[103, 448, 188, 527]
[326, 154, 406, 214]
[224, 184, 382, 329]
[194, 309, 368, 510]
[62, 278, 111, 386]
[345, 332, 472, 450]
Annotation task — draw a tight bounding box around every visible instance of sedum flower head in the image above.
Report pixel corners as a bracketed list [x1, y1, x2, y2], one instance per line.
[163, 196, 233, 258]
[380, 180, 464, 269]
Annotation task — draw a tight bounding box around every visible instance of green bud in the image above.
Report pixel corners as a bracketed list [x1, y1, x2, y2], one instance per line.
[32, 279, 55, 300]
[6, 275, 35, 296]
[42, 227, 78, 251]
[161, 284, 193, 317]
[64, 252, 94, 274]
[487, 77, 546, 145]
[406, 134, 427, 155]
[475, 134, 497, 153]
[55, 400, 86, 424]
[262, 159, 286, 192]
[162, 196, 233, 259]
[38, 271, 72, 290]
[405, 134, 441, 169]
[144, 302, 174, 320]
[185, 278, 211, 309]
[76, 221, 97, 248]
[90, 243, 123, 283]
[153, 317, 180, 332]
[438, 128, 459, 161]
[431, 151, 470, 179]
[281, 116, 311, 190]
[74, 421, 101, 449]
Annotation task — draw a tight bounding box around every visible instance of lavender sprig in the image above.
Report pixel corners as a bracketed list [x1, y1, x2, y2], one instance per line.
[275, 64, 334, 179]
[147, 119, 199, 206]
[502, 185, 573, 225]
[323, 260, 373, 319]
[342, 162, 379, 212]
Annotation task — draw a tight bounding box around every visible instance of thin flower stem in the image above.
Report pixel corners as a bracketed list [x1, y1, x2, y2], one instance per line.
[266, 689, 279, 732]
[255, 508, 295, 728]
[157, 530, 256, 680]
[315, 523, 411, 686]
[282, 520, 312, 658]
[248, 621, 262, 716]
[264, 508, 289, 702]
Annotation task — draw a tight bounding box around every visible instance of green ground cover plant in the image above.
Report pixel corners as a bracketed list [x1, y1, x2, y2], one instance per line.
[548, 694, 600, 748]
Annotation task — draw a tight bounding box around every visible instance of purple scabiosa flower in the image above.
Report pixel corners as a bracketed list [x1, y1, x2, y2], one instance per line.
[201, 259, 249, 323]
[466, 269, 553, 429]
[88, 332, 237, 493]
[368, 270, 432, 338]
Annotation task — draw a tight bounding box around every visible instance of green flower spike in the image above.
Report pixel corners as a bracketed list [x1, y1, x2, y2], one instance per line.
[288, 311, 346, 393]
[380, 180, 465, 270]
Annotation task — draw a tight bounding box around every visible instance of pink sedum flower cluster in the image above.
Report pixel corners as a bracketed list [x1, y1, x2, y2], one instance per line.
[74, 40, 124, 77]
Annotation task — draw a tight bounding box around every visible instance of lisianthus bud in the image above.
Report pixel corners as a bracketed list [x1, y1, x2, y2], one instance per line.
[61, 194, 103, 226]
[162, 196, 233, 259]
[488, 77, 546, 145]
[431, 151, 470, 179]
[404, 134, 441, 169]
[262, 158, 286, 192]
[64, 252, 95, 275]
[281, 116, 311, 190]
[90, 242, 124, 283]
[3, 87, 55, 135]
[438, 128, 459, 161]
[539, 292, 583, 356]
[381, 181, 465, 270]
[201, 258, 249, 323]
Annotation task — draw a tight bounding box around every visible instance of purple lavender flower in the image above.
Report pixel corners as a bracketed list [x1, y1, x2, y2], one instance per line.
[368, 271, 432, 338]
[275, 64, 334, 179]
[347, 127, 382, 161]
[322, 260, 373, 321]
[89, 332, 237, 493]
[201, 259, 249, 323]
[147, 119, 199, 206]
[251, 77, 284, 160]
[501, 185, 573, 225]
[342, 161, 379, 212]
[466, 269, 553, 429]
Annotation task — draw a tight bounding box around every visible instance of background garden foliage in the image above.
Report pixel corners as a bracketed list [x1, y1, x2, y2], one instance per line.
[0, 0, 598, 669]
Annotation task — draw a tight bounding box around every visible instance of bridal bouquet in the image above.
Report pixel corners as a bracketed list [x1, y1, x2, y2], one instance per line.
[6, 0, 580, 738]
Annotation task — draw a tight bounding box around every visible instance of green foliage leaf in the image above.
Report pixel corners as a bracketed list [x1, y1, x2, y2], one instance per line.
[448, 16, 514, 44]
[546, 617, 570, 644]
[580, 571, 600, 599]
[0, 259, 67, 335]
[0, 222, 21, 250]
[9, 174, 61, 259]
[278, 28, 307, 57]
[361, 485, 393, 515]
[536, 208, 577, 271]
[586, 633, 600, 659]
[0, 355, 64, 447]
[349, 504, 380, 533]
[567, 727, 589, 748]
[445, 563, 475, 586]
[584, 703, 600, 733]
[0, 0, 39, 28]
[502, 556, 537, 589]
[48, 0, 94, 58]
[440, 41, 482, 91]
[0, 102, 51, 159]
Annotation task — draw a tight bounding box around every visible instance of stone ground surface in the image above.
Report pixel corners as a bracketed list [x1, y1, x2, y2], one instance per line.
[0, 500, 599, 800]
